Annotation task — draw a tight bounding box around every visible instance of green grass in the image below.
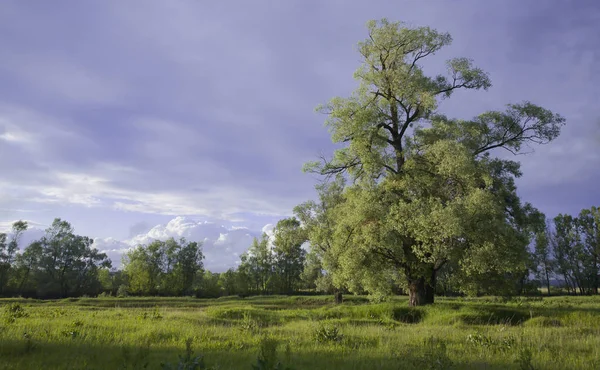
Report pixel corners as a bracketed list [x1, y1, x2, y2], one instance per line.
[1, 295, 600, 369]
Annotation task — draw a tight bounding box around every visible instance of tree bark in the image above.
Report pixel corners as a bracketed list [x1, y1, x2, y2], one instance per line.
[425, 269, 437, 304]
[544, 269, 551, 296]
[334, 290, 343, 304]
[408, 277, 426, 306]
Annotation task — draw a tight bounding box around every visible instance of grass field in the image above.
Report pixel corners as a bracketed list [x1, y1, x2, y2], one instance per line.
[1, 295, 599, 369]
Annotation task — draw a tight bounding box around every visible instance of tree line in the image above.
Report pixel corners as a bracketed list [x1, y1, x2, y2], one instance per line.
[0, 205, 597, 300]
[0, 217, 323, 298]
[1, 19, 596, 305]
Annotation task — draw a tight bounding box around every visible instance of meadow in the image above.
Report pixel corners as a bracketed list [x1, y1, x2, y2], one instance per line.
[1, 295, 599, 369]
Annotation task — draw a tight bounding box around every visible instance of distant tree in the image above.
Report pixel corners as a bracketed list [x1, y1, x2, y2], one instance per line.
[198, 270, 221, 298]
[0, 220, 28, 295]
[578, 206, 600, 294]
[533, 223, 555, 295]
[553, 214, 588, 294]
[12, 240, 42, 296]
[219, 268, 238, 296]
[24, 219, 111, 297]
[272, 218, 307, 294]
[123, 245, 153, 295]
[123, 237, 204, 296]
[300, 249, 323, 290]
[238, 234, 274, 294]
[294, 177, 347, 302]
[98, 268, 127, 296]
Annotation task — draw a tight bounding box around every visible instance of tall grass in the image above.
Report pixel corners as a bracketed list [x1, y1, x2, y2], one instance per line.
[0, 295, 599, 369]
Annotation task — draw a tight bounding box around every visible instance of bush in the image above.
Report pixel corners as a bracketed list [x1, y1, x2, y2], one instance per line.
[3, 303, 29, 323]
[312, 322, 343, 343]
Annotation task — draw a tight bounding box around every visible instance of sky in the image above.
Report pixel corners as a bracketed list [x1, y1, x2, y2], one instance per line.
[1, 0, 599, 271]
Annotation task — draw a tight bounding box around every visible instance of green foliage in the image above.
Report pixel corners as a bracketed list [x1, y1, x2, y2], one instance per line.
[551, 207, 600, 295]
[240, 311, 261, 332]
[301, 18, 565, 306]
[3, 302, 29, 323]
[197, 271, 222, 298]
[238, 234, 275, 295]
[466, 332, 517, 352]
[4, 218, 111, 298]
[124, 237, 204, 296]
[272, 218, 307, 294]
[0, 221, 28, 295]
[312, 321, 343, 343]
[117, 284, 129, 298]
[138, 305, 163, 320]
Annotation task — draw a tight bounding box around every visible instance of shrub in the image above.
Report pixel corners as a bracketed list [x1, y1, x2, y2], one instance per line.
[312, 322, 343, 343]
[240, 312, 261, 332]
[466, 332, 517, 352]
[3, 303, 29, 323]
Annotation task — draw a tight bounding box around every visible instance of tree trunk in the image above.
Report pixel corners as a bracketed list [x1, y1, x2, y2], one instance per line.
[408, 277, 426, 307]
[594, 257, 599, 295]
[545, 269, 551, 296]
[425, 269, 436, 304]
[334, 290, 343, 304]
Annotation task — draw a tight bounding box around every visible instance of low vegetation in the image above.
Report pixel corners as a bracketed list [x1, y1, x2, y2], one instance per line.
[1, 295, 600, 369]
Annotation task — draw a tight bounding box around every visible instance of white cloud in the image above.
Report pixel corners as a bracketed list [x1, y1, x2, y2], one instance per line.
[2, 216, 265, 272]
[95, 216, 263, 271]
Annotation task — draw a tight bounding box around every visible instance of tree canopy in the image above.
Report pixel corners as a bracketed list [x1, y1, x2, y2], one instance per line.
[302, 19, 565, 305]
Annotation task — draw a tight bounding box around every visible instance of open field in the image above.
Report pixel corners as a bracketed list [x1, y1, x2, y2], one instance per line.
[1, 295, 600, 369]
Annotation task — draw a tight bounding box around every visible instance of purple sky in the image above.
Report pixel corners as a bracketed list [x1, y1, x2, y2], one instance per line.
[1, 1, 599, 271]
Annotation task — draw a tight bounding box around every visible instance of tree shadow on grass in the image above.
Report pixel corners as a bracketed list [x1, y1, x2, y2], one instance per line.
[0, 337, 537, 370]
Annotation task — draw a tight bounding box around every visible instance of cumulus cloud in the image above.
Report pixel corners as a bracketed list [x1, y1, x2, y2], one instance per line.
[1, 216, 266, 272]
[95, 216, 263, 271]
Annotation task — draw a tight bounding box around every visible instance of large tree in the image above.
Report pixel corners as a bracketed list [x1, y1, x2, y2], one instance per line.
[305, 19, 565, 306]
